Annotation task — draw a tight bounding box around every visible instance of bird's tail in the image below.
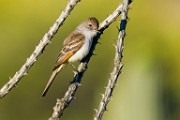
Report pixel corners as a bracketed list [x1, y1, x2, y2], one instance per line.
[42, 64, 65, 97]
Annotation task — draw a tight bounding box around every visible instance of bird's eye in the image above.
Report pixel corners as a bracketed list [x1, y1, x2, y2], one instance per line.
[89, 24, 92, 27]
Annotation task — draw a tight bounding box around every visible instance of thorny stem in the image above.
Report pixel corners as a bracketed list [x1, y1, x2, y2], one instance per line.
[0, 0, 80, 99]
[94, 0, 132, 120]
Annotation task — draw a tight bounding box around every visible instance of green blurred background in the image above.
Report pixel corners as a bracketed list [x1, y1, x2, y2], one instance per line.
[0, 0, 180, 120]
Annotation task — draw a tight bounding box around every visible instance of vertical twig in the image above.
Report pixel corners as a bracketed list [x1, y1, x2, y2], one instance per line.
[94, 0, 132, 120]
[49, 3, 125, 120]
[0, 0, 80, 99]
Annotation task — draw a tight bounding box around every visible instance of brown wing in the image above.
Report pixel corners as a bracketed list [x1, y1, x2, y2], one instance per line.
[63, 30, 81, 45]
[53, 32, 85, 70]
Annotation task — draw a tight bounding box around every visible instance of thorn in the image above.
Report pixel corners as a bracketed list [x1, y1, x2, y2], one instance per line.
[100, 94, 104, 98]
[122, 45, 125, 49]
[97, 41, 101, 44]
[100, 31, 104, 34]
[26, 58, 29, 62]
[57, 98, 60, 102]
[110, 97, 113, 101]
[24, 72, 28, 75]
[113, 44, 116, 48]
[94, 109, 98, 112]
[127, 16, 130, 21]
[110, 72, 114, 76]
[77, 83, 82, 86]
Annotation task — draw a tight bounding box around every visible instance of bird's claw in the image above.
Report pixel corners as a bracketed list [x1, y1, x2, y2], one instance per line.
[73, 69, 79, 76]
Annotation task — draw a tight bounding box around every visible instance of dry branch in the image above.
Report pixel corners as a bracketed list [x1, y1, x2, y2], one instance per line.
[0, 0, 80, 99]
[94, 0, 132, 120]
[49, 2, 127, 120]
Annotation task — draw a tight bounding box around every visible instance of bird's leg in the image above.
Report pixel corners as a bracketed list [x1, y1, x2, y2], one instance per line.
[69, 63, 79, 75]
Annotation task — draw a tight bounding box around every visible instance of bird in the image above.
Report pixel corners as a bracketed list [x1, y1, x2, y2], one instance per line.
[42, 17, 99, 97]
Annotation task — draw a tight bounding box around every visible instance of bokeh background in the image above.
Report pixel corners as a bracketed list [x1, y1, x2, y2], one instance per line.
[0, 0, 180, 120]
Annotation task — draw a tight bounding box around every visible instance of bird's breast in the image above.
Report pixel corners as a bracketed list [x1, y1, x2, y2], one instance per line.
[68, 38, 93, 63]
